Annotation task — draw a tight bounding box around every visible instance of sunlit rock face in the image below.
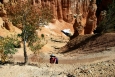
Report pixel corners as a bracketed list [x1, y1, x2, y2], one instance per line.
[1, 0, 112, 38]
[40, 0, 72, 22]
[71, 0, 97, 38]
[84, 0, 97, 34]
[1, 0, 96, 36]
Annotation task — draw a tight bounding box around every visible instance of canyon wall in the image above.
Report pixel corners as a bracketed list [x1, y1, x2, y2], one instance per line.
[31, 0, 98, 38]
[0, 0, 113, 37]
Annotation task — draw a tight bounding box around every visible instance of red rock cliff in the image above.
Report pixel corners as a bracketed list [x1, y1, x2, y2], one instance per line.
[1, 0, 113, 37]
[39, 0, 97, 37]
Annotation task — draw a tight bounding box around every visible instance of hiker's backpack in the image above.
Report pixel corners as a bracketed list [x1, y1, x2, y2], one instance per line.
[55, 57, 58, 64]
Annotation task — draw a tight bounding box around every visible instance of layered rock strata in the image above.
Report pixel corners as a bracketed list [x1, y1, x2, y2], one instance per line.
[1, 0, 112, 37]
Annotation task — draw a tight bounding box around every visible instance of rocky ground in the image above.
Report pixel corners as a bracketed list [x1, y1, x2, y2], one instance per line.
[0, 53, 115, 77]
[0, 33, 115, 77]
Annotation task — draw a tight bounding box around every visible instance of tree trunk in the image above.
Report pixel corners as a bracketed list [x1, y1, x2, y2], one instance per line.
[23, 40, 28, 64]
[23, 13, 28, 64]
[23, 23, 28, 64]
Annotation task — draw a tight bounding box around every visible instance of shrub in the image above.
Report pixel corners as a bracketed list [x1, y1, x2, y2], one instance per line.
[97, 0, 115, 33]
[0, 35, 19, 63]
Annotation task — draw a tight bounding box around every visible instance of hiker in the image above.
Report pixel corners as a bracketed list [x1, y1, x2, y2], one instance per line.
[50, 54, 58, 64]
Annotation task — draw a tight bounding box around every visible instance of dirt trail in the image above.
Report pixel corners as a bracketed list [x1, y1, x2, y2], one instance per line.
[41, 47, 115, 65]
[13, 33, 115, 65]
[0, 34, 115, 77]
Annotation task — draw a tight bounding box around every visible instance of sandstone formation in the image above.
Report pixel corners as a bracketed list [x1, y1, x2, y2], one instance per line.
[84, 0, 97, 34]
[72, 0, 113, 37]
[4, 20, 15, 32]
[0, 3, 14, 32]
[0, 3, 6, 17]
[0, 4, 5, 29]
[0, 0, 113, 38]
[71, 0, 97, 39]
[71, 0, 90, 38]
[40, 0, 72, 22]
[0, 17, 4, 29]
[97, 10, 107, 25]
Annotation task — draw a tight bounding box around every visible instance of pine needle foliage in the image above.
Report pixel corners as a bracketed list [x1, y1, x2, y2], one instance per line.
[97, 0, 115, 33]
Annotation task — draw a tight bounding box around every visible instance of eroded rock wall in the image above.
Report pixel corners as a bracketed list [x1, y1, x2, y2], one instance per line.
[71, 0, 95, 38]
[37, 0, 97, 37]
[40, 0, 72, 22]
[0, 3, 14, 32]
[85, 0, 97, 34]
[1, 0, 113, 37]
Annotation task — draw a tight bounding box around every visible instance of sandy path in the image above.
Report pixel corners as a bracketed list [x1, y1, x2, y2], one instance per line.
[0, 35, 115, 77]
[0, 47, 115, 77]
[12, 34, 115, 65]
[43, 47, 115, 64]
[12, 47, 115, 64]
